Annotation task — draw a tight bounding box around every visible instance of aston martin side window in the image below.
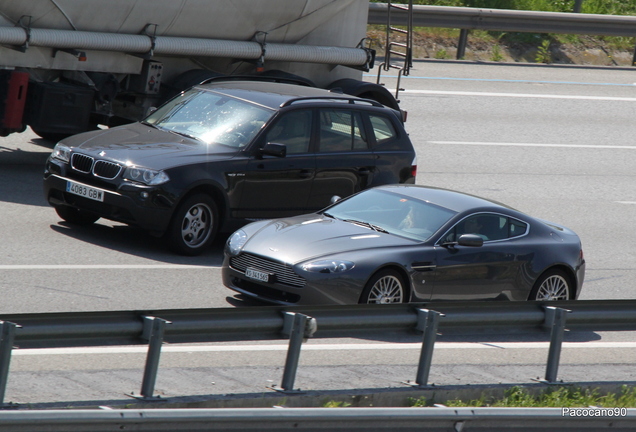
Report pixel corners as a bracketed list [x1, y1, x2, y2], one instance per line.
[446, 214, 528, 242]
[318, 109, 368, 152]
[265, 110, 312, 154]
[509, 218, 528, 238]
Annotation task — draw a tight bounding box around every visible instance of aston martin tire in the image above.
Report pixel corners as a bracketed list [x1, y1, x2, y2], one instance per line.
[529, 269, 572, 301]
[54, 206, 100, 225]
[359, 269, 408, 304]
[166, 194, 218, 256]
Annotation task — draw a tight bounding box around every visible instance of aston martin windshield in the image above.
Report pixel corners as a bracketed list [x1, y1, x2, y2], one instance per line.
[144, 89, 274, 147]
[323, 189, 457, 241]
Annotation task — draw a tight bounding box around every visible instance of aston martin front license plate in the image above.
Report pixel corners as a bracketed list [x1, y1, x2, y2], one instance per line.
[245, 267, 270, 283]
[66, 180, 105, 202]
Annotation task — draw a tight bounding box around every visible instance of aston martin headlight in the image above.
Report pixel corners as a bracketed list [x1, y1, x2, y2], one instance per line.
[301, 260, 355, 273]
[123, 166, 169, 185]
[227, 230, 248, 256]
[51, 143, 71, 163]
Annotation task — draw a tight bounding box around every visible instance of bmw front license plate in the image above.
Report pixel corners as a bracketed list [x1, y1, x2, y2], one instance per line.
[66, 180, 105, 202]
[245, 267, 270, 283]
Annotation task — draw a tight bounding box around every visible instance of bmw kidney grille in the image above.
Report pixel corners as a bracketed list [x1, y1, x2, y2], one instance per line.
[71, 153, 122, 180]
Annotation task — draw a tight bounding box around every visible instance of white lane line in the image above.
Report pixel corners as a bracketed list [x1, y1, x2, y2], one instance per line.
[0, 265, 219, 270]
[13, 341, 636, 356]
[428, 141, 636, 150]
[404, 89, 636, 102]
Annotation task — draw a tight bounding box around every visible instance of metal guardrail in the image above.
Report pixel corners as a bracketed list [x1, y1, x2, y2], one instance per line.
[0, 407, 635, 432]
[0, 300, 635, 403]
[368, 3, 636, 36]
[368, 3, 636, 63]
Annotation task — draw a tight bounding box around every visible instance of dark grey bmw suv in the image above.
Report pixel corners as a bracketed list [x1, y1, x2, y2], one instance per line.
[44, 80, 417, 255]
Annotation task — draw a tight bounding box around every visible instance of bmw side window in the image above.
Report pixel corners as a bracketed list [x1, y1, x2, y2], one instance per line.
[369, 114, 397, 145]
[318, 109, 368, 152]
[265, 110, 312, 154]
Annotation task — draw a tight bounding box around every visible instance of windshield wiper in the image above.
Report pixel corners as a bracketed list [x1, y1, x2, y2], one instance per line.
[167, 129, 202, 142]
[342, 219, 388, 233]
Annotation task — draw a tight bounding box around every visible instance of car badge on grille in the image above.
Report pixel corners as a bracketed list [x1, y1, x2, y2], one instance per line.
[99, 151, 106, 156]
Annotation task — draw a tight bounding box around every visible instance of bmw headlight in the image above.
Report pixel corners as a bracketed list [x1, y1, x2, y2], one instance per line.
[123, 166, 169, 185]
[227, 230, 248, 256]
[51, 143, 71, 163]
[301, 259, 355, 273]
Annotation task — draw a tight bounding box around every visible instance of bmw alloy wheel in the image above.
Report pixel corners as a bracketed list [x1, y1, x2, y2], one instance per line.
[181, 202, 212, 248]
[167, 193, 218, 256]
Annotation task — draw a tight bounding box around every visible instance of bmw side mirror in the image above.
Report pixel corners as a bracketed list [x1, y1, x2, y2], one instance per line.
[259, 142, 287, 158]
[457, 234, 484, 247]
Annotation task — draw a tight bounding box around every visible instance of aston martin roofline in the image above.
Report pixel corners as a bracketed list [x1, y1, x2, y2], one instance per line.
[373, 184, 518, 213]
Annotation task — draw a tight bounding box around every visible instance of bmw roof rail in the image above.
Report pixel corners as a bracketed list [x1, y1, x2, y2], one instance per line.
[198, 74, 314, 87]
[280, 96, 384, 108]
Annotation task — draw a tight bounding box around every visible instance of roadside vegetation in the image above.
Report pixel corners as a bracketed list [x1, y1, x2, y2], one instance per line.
[409, 385, 636, 408]
[368, 0, 636, 65]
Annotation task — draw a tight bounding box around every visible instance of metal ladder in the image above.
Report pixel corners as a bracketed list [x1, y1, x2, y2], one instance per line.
[376, 0, 414, 101]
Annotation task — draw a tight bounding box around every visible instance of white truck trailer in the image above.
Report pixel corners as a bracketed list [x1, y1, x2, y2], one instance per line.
[0, 0, 396, 140]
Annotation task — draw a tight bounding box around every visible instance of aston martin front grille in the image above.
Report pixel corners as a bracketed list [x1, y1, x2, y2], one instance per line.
[230, 253, 306, 288]
[93, 160, 122, 179]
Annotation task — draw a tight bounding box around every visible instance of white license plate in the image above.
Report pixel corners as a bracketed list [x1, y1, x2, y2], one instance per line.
[245, 267, 270, 283]
[66, 181, 105, 202]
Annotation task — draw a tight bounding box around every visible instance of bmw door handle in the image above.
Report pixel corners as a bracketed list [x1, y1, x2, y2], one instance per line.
[358, 168, 371, 175]
[299, 170, 313, 178]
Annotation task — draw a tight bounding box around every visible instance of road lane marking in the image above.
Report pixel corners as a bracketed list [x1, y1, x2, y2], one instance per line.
[367, 74, 636, 88]
[0, 265, 220, 270]
[428, 141, 636, 150]
[13, 341, 636, 356]
[403, 89, 636, 102]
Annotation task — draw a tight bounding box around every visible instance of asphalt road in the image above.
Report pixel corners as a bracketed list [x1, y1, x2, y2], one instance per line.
[1, 60, 636, 407]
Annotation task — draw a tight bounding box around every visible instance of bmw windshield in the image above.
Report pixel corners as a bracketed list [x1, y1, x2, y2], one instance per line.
[323, 189, 457, 241]
[144, 89, 274, 148]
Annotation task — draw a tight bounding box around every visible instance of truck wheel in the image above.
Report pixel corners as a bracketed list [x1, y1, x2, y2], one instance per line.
[32, 128, 72, 143]
[167, 69, 224, 96]
[166, 194, 218, 256]
[258, 70, 316, 87]
[55, 206, 100, 225]
[327, 78, 400, 110]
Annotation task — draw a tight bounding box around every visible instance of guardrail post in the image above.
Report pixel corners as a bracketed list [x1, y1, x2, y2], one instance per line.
[0, 321, 19, 406]
[410, 308, 444, 387]
[276, 312, 317, 392]
[457, 29, 469, 59]
[543, 306, 571, 383]
[136, 316, 171, 400]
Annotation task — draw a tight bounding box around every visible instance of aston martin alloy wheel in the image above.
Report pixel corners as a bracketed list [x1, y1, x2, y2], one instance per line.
[531, 269, 572, 301]
[360, 269, 407, 304]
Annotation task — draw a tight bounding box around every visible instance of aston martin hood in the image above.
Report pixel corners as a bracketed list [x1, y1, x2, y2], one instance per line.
[242, 214, 413, 264]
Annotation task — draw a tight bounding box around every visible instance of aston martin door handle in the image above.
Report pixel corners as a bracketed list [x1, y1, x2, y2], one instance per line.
[412, 262, 436, 271]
